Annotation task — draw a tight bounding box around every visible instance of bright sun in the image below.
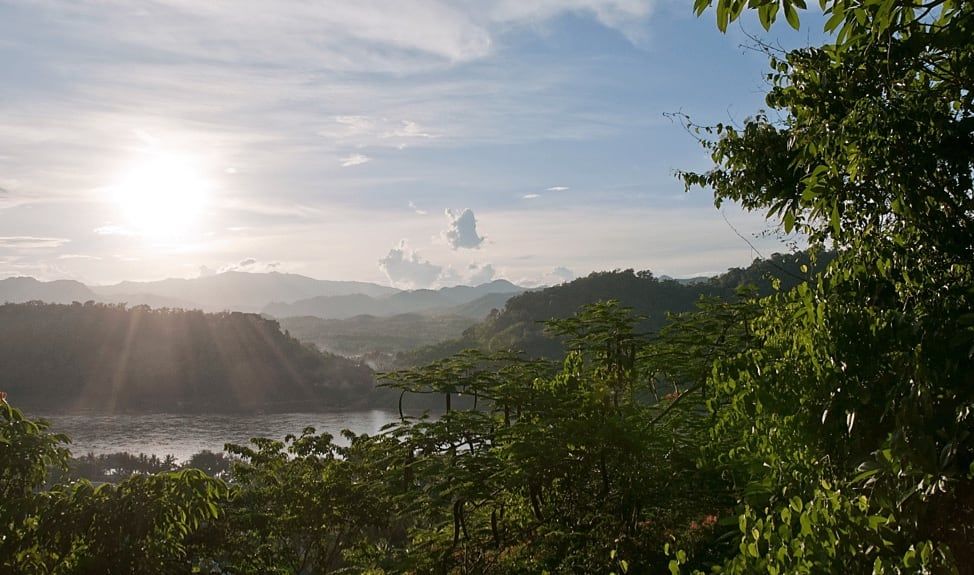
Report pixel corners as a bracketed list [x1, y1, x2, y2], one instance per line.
[110, 152, 209, 238]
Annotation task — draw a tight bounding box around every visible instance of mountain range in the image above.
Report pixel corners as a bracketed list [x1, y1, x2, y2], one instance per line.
[263, 279, 525, 319]
[0, 273, 526, 319]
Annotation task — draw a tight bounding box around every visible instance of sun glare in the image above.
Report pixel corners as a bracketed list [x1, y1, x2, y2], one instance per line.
[110, 152, 209, 238]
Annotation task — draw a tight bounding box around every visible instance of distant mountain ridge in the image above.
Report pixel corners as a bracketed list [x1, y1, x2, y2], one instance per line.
[0, 273, 528, 317]
[0, 277, 96, 304]
[262, 279, 526, 319]
[91, 271, 400, 312]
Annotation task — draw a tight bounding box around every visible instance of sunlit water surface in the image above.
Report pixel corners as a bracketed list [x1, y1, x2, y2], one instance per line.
[31, 411, 402, 462]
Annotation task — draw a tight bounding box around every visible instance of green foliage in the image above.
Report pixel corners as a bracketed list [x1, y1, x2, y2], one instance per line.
[399, 256, 822, 367]
[192, 430, 394, 574]
[376, 300, 753, 573]
[676, 0, 974, 571]
[1, 402, 226, 575]
[1, 401, 70, 574]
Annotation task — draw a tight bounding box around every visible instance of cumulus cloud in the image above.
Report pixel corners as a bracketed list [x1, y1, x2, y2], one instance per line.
[0, 236, 71, 249]
[520, 266, 575, 287]
[339, 153, 371, 167]
[218, 258, 281, 273]
[466, 262, 496, 285]
[378, 240, 443, 288]
[443, 208, 485, 250]
[550, 266, 575, 282]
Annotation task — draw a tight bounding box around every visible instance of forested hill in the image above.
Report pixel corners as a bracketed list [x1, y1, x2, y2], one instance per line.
[400, 251, 826, 364]
[0, 302, 380, 413]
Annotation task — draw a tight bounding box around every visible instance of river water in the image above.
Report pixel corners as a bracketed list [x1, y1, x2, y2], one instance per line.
[30, 411, 403, 462]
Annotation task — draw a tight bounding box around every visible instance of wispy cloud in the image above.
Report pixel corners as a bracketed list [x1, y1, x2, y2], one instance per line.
[17, 1, 656, 71]
[408, 201, 428, 215]
[340, 154, 371, 167]
[0, 236, 71, 249]
[546, 186, 569, 192]
[217, 258, 282, 273]
[57, 254, 101, 260]
[94, 225, 136, 237]
[523, 193, 540, 199]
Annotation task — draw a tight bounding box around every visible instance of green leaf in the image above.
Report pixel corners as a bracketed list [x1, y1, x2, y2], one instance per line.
[783, 1, 800, 29]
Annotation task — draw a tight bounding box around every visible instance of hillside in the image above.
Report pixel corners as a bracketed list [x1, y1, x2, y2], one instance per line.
[263, 279, 525, 319]
[0, 302, 383, 413]
[399, 251, 826, 365]
[279, 313, 477, 362]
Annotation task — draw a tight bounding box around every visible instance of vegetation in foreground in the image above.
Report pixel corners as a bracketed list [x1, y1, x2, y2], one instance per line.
[2, 0, 973, 572]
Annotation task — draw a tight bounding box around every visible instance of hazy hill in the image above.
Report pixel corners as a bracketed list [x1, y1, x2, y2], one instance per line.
[435, 292, 520, 319]
[279, 313, 477, 360]
[399, 252, 827, 365]
[0, 276, 95, 303]
[0, 302, 383, 413]
[91, 271, 400, 312]
[264, 279, 525, 319]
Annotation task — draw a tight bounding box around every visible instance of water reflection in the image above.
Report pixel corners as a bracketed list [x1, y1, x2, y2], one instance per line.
[32, 411, 403, 463]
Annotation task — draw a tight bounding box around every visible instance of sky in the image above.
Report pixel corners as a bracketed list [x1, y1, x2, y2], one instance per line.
[0, 0, 819, 288]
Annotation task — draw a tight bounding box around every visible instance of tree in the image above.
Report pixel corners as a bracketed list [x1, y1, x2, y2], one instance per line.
[674, 0, 974, 571]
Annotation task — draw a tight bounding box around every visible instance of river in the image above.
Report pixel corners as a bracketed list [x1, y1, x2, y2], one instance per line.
[30, 411, 404, 462]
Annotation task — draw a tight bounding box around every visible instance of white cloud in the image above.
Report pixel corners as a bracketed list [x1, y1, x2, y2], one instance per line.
[488, 0, 656, 44]
[546, 186, 569, 192]
[0, 236, 71, 249]
[323, 116, 439, 150]
[57, 254, 101, 260]
[523, 193, 540, 199]
[18, 1, 655, 73]
[378, 240, 443, 288]
[218, 258, 282, 273]
[518, 266, 575, 288]
[339, 153, 371, 167]
[443, 208, 485, 249]
[381, 120, 436, 140]
[550, 266, 575, 282]
[467, 262, 496, 285]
